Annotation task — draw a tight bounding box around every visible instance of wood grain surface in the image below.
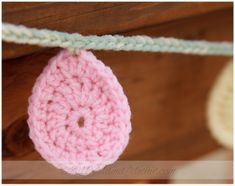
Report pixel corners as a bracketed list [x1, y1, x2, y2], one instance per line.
[2, 2, 233, 184]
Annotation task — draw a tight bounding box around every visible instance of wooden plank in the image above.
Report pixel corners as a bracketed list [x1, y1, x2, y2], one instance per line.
[2, 8, 232, 183]
[2, 2, 52, 12]
[3, 9, 232, 158]
[2, 51, 225, 181]
[2, 2, 232, 59]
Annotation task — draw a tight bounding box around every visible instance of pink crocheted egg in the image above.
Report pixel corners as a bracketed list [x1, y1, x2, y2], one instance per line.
[27, 49, 131, 175]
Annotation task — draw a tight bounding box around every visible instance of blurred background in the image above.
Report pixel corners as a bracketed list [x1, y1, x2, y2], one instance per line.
[2, 2, 233, 184]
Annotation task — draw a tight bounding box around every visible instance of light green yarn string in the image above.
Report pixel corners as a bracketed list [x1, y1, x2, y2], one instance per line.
[2, 23, 233, 56]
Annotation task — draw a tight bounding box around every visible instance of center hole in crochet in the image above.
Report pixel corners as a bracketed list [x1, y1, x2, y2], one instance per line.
[77, 117, 85, 128]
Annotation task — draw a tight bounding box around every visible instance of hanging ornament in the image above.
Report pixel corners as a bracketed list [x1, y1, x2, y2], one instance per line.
[27, 49, 132, 175]
[207, 61, 233, 149]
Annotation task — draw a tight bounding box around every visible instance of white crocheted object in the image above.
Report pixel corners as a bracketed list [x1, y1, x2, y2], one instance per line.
[207, 61, 233, 149]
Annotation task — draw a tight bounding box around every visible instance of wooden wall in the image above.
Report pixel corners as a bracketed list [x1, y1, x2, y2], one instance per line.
[2, 2, 233, 183]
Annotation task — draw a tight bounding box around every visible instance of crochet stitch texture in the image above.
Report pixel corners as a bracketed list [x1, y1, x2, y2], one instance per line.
[2, 23, 233, 56]
[207, 61, 233, 149]
[27, 50, 131, 175]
